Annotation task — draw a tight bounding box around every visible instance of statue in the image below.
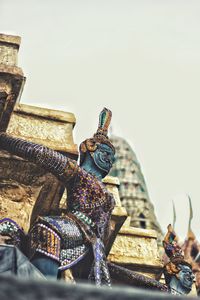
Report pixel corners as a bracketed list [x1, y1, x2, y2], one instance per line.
[182, 196, 200, 296]
[0, 107, 115, 286]
[163, 224, 194, 295]
[0, 244, 45, 279]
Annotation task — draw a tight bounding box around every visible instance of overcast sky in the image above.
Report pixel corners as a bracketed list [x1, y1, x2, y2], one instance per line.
[1, 0, 200, 241]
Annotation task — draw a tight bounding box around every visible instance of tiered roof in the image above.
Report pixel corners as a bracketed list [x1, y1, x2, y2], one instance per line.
[109, 135, 163, 240]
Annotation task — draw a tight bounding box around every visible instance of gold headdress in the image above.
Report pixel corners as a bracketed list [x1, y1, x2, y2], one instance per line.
[79, 108, 115, 164]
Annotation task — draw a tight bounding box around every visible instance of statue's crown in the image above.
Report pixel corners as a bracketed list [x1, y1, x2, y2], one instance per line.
[163, 224, 183, 260]
[94, 107, 112, 138]
[79, 108, 115, 164]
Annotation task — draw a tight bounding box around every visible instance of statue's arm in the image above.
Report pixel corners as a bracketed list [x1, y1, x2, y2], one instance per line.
[0, 133, 78, 183]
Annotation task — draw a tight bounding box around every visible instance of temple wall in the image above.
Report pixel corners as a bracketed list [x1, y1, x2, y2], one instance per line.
[108, 216, 163, 279]
[103, 176, 163, 279]
[0, 103, 78, 232]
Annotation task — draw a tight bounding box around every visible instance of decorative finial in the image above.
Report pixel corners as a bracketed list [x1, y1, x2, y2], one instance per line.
[172, 200, 176, 230]
[187, 195, 196, 241]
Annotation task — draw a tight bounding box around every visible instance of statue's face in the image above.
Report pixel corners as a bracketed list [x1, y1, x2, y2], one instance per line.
[93, 143, 115, 174]
[178, 264, 194, 290]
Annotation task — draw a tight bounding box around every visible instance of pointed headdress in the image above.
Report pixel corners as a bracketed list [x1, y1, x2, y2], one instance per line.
[79, 108, 115, 164]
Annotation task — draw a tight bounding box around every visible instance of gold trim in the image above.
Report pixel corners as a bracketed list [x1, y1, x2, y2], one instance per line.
[14, 103, 76, 124]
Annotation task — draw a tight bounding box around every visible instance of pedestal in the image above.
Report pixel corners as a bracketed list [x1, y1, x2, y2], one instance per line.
[108, 217, 163, 279]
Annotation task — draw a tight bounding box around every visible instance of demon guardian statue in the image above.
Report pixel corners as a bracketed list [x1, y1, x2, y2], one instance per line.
[163, 224, 194, 295]
[0, 108, 115, 286]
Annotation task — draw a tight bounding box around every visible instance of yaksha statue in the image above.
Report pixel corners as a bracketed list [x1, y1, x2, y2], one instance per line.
[163, 224, 194, 295]
[0, 108, 115, 286]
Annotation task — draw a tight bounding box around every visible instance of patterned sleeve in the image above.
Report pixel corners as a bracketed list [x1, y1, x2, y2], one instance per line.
[0, 133, 79, 183]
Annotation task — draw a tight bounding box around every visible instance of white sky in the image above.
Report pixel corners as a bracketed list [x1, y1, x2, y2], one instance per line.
[1, 0, 200, 241]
